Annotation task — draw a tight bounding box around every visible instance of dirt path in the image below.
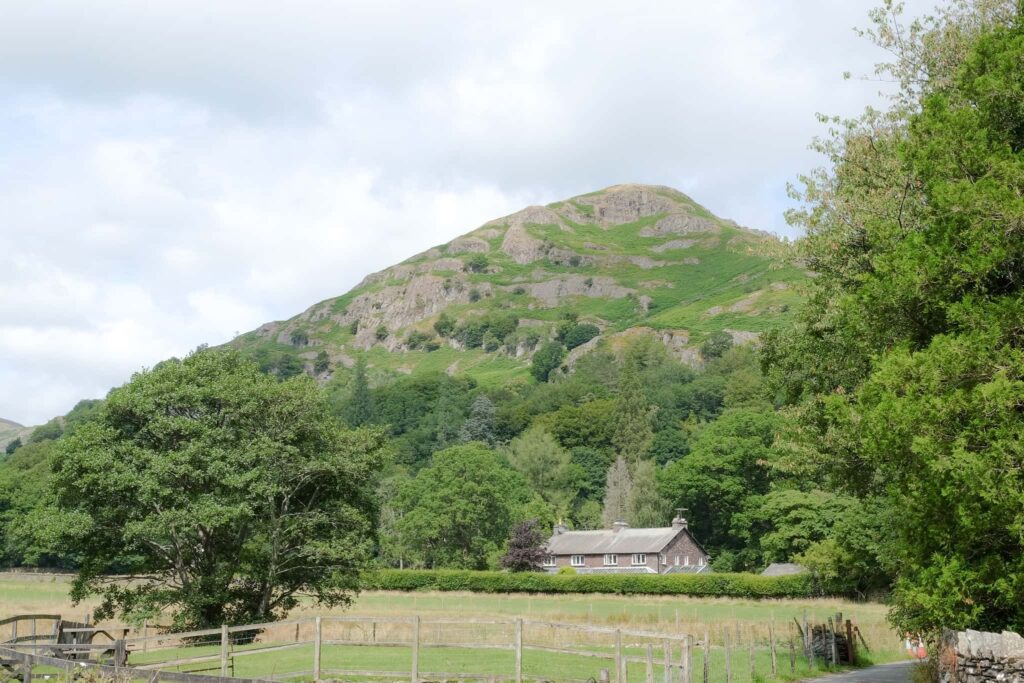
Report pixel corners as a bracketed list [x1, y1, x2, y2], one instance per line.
[802, 660, 915, 682]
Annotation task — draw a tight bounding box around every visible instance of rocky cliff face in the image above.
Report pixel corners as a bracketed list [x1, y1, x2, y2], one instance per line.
[229, 184, 806, 386]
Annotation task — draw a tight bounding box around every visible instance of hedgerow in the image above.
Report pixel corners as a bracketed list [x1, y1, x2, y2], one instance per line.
[362, 569, 832, 598]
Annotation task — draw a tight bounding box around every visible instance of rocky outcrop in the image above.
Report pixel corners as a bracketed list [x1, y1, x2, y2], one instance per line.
[639, 212, 720, 236]
[569, 184, 680, 226]
[651, 239, 698, 252]
[447, 236, 490, 254]
[515, 275, 633, 306]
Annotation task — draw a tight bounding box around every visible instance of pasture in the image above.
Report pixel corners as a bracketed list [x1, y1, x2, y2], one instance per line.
[1, 572, 906, 683]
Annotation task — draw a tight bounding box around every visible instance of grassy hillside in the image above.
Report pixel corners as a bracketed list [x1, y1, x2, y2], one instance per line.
[228, 184, 806, 388]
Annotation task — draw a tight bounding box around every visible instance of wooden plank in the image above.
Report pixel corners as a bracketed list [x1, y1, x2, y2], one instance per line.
[769, 622, 777, 677]
[523, 644, 610, 659]
[702, 628, 709, 683]
[615, 630, 623, 683]
[662, 639, 671, 683]
[645, 644, 654, 683]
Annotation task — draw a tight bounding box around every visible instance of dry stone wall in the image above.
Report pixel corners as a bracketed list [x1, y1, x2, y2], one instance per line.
[940, 629, 1024, 683]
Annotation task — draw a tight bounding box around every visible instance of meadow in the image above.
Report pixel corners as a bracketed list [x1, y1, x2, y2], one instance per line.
[3, 572, 906, 683]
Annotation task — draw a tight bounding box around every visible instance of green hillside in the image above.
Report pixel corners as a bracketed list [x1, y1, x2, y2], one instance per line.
[0, 418, 34, 452]
[228, 184, 806, 387]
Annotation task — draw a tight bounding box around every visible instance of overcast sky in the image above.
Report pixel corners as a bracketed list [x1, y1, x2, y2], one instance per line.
[0, 0, 934, 425]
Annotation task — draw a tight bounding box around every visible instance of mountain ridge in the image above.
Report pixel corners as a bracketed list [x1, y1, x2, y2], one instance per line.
[228, 184, 806, 387]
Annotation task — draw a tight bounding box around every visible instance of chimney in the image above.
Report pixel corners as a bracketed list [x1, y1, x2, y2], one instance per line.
[672, 508, 688, 530]
[553, 523, 567, 536]
[612, 520, 629, 533]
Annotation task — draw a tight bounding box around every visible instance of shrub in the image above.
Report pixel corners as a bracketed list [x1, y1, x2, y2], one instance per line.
[563, 324, 600, 350]
[362, 569, 829, 598]
[513, 286, 527, 295]
[434, 313, 456, 337]
[469, 288, 482, 303]
[557, 566, 577, 575]
[465, 254, 489, 273]
[349, 320, 360, 335]
[375, 325, 389, 342]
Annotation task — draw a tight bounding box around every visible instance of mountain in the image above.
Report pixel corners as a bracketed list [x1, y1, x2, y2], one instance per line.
[0, 418, 34, 452]
[228, 184, 807, 387]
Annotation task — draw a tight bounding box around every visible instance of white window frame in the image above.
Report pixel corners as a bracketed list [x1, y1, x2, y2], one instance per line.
[571, 555, 585, 567]
[674, 556, 680, 567]
[698, 556, 705, 566]
[631, 553, 647, 565]
[543, 555, 556, 567]
[604, 553, 618, 566]
[684, 556, 690, 566]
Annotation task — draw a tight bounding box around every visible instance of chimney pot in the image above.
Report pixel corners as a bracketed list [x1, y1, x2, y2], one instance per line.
[672, 515, 688, 530]
[553, 523, 567, 536]
[612, 521, 629, 533]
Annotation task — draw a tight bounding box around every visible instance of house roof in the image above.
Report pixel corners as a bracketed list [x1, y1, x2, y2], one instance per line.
[760, 562, 807, 576]
[546, 526, 688, 555]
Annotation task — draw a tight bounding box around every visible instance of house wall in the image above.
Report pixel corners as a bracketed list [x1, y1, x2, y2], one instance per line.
[661, 529, 709, 570]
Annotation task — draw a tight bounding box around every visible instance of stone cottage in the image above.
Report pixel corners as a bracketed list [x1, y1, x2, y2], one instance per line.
[544, 515, 710, 574]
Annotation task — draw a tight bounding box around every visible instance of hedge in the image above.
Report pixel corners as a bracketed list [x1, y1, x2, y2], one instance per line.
[362, 569, 830, 599]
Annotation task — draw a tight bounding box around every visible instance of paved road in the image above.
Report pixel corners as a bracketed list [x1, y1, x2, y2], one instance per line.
[801, 660, 916, 682]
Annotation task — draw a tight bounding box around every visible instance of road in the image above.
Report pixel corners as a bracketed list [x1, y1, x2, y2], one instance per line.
[802, 660, 916, 682]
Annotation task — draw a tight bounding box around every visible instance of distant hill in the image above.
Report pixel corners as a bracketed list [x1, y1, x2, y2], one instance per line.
[228, 184, 807, 387]
[0, 418, 35, 452]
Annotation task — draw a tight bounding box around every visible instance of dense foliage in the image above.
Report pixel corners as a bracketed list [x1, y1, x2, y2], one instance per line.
[44, 351, 387, 629]
[763, 0, 1024, 633]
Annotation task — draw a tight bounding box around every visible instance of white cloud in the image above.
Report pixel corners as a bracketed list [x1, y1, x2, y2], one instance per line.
[0, 0, 935, 424]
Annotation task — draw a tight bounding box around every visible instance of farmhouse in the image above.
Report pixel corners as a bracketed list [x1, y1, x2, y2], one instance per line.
[544, 514, 710, 574]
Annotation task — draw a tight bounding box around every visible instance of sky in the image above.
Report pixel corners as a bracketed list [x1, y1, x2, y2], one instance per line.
[0, 0, 934, 425]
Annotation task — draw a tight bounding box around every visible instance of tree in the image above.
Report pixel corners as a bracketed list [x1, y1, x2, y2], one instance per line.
[700, 331, 733, 360]
[49, 350, 387, 629]
[563, 324, 600, 350]
[505, 426, 579, 512]
[459, 395, 497, 445]
[342, 357, 373, 427]
[627, 459, 668, 528]
[395, 443, 531, 569]
[657, 409, 782, 569]
[610, 355, 655, 461]
[530, 341, 565, 382]
[4, 438, 21, 456]
[434, 313, 456, 338]
[763, 2, 1024, 632]
[375, 325, 389, 342]
[500, 520, 547, 572]
[601, 457, 632, 528]
[465, 254, 489, 273]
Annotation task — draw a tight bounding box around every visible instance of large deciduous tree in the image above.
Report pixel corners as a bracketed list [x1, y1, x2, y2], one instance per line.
[50, 350, 387, 629]
[395, 443, 531, 569]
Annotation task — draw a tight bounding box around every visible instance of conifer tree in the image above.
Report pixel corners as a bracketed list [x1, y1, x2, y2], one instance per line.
[343, 357, 372, 427]
[601, 456, 632, 528]
[459, 395, 497, 445]
[610, 355, 655, 461]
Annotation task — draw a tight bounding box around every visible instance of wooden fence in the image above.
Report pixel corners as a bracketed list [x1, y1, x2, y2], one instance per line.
[2, 612, 863, 683]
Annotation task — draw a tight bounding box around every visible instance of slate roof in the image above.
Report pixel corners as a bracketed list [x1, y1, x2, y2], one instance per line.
[760, 562, 807, 576]
[546, 527, 683, 555]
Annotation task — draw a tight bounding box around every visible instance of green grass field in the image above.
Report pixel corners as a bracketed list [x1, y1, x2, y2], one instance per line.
[5, 573, 905, 682]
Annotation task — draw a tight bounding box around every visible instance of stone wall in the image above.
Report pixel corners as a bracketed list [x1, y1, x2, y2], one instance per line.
[940, 629, 1024, 683]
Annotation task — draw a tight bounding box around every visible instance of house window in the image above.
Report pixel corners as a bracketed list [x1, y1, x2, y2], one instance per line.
[604, 554, 618, 566]
[543, 555, 556, 567]
[698, 556, 705, 566]
[571, 555, 585, 567]
[684, 556, 690, 566]
[674, 556, 680, 567]
[631, 553, 646, 565]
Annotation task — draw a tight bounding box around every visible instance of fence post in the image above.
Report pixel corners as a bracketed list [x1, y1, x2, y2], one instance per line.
[11, 620, 16, 642]
[114, 638, 127, 668]
[600, 669, 610, 683]
[680, 635, 691, 683]
[769, 621, 777, 677]
[702, 628, 709, 683]
[748, 628, 755, 682]
[828, 618, 837, 667]
[846, 620, 855, 664]
[645, 644, 654, 683]
[724, 629, 732, 683]
[220, 624, 229, 677]
[142, 619, 149, 654]
[515, 619, 523, 683]
[313, 616, 322, 682]
[788, 635, 795, 673]
[663, 640, 671, 683]
[411, 615, 420, 683]
[615, 629, 623, 683]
